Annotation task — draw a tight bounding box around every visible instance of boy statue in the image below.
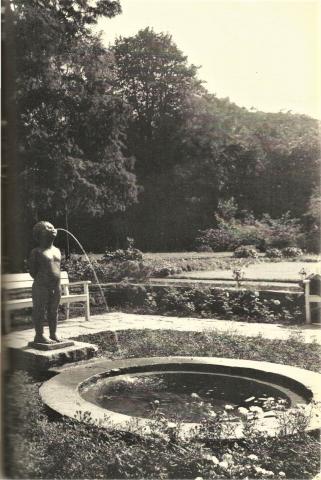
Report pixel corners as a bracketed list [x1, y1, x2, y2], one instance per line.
[29, 221, 62, 344]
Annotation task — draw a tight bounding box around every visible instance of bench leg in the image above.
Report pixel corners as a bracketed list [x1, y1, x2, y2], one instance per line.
[85, 301, 90, 321]
[62, 286, 70, 321]
[84, 284, 90, 321]
[305, 282, 311, 324]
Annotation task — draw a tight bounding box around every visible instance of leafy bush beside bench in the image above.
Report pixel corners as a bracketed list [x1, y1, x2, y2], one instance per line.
[93, 284, 304, 324]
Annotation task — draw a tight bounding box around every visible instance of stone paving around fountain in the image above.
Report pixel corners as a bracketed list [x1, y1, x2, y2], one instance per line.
[5, 312, 321, 349]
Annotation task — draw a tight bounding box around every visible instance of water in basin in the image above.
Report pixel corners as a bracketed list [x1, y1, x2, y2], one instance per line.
[81, 370, 307, 422]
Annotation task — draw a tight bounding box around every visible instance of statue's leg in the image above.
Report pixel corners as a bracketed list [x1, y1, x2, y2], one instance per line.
[48, 286, 62, 342]
[32, 283, 54, 343]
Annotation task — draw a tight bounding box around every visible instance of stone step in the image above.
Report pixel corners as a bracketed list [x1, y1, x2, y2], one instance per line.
[6, 340, 98, 371]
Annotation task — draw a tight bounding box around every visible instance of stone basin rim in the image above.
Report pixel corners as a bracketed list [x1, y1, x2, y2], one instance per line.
[40, 356, 321, 439]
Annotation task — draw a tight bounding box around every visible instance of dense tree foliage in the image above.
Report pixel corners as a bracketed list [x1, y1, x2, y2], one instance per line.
[111, 28, 204, 249]
[111, 29, 319, 250]
[221, 110, 320, 218]
[4, 0, 139, 267]
[3, 5, 320, 262]
[15, 0, 138, 218]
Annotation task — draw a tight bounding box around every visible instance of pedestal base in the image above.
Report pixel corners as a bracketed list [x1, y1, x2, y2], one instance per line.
[9, 341, 98, 370]
[28, 340, 75, 351]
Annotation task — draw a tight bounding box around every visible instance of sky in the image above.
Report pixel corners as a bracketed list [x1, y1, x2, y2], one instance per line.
[95, 0, 321, 119]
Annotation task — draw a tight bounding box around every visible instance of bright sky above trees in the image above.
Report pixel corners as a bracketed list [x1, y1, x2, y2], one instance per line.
[95, 0, 321, 119]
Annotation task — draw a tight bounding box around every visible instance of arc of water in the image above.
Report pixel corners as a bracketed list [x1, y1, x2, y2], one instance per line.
[57, 228, 121, 352]
[57, 228, 108, 311]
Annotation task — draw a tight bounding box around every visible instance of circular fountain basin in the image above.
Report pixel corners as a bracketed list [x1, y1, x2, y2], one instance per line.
[40, 357, 321, 439]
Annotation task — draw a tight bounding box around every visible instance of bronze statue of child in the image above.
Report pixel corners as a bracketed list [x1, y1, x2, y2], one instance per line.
[29, 221, 62, 344]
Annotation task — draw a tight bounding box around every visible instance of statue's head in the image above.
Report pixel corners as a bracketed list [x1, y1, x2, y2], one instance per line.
[33, 221, 57, 244]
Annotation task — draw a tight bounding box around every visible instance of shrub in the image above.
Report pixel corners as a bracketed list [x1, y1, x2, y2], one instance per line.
[62, 255, 151, 283]
[154, 267, 172, 277]
[158, 289, 196, 315]
[233, 245, 259, 258]
[103, 237, 143, 262]
[262, 213, 303, 250]
[282, 247, 303, 258]
[195, 228, 237, 252]
[195, 245, 213, 252]
[105, 259, 151, 282]
[302, 229, 321, 254]
[265, 248, 283, 258]
[98, 284, 304, 324]
[61, 256, 108, 282]
[195, 207, 305, 252]
[103, 247, 143, 262]
[151, 264, 183, 277]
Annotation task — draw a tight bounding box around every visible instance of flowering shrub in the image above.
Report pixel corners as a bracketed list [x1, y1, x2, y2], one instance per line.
[234, 245, 259, 258]
[265, 248, 283, 258]
[282, 247, 303, 258]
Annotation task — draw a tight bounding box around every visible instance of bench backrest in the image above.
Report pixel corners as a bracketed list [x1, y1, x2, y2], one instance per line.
[3, 271, 70, 290]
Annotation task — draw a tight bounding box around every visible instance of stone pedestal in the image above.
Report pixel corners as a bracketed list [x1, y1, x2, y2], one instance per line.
[27, 340, 75, 351]
[7, 341, 98, 371]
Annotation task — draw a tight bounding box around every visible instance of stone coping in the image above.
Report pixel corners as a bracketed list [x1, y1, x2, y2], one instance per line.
[40, 356, 321, 439]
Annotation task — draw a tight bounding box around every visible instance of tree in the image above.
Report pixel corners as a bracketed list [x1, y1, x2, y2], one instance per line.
[17, 34, 138, 220]
[112, 28, 202, 173]
[5, 0, 139, 266]
[215, 108, 321, 218]
[112, 28, 203, 249]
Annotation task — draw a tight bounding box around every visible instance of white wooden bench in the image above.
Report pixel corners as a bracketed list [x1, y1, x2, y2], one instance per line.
[2, 271, 91, 333]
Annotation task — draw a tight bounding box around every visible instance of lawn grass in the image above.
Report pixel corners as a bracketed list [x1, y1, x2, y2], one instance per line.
[87, 251, 261, 274]
[4, 329, 321, 479]
[72, 329, 321, 373]
[84, 251, 320, 280]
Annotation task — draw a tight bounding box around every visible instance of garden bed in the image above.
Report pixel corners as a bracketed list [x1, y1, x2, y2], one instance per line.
[9, 281, 309, 330]
[91, 284, 305, 324]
